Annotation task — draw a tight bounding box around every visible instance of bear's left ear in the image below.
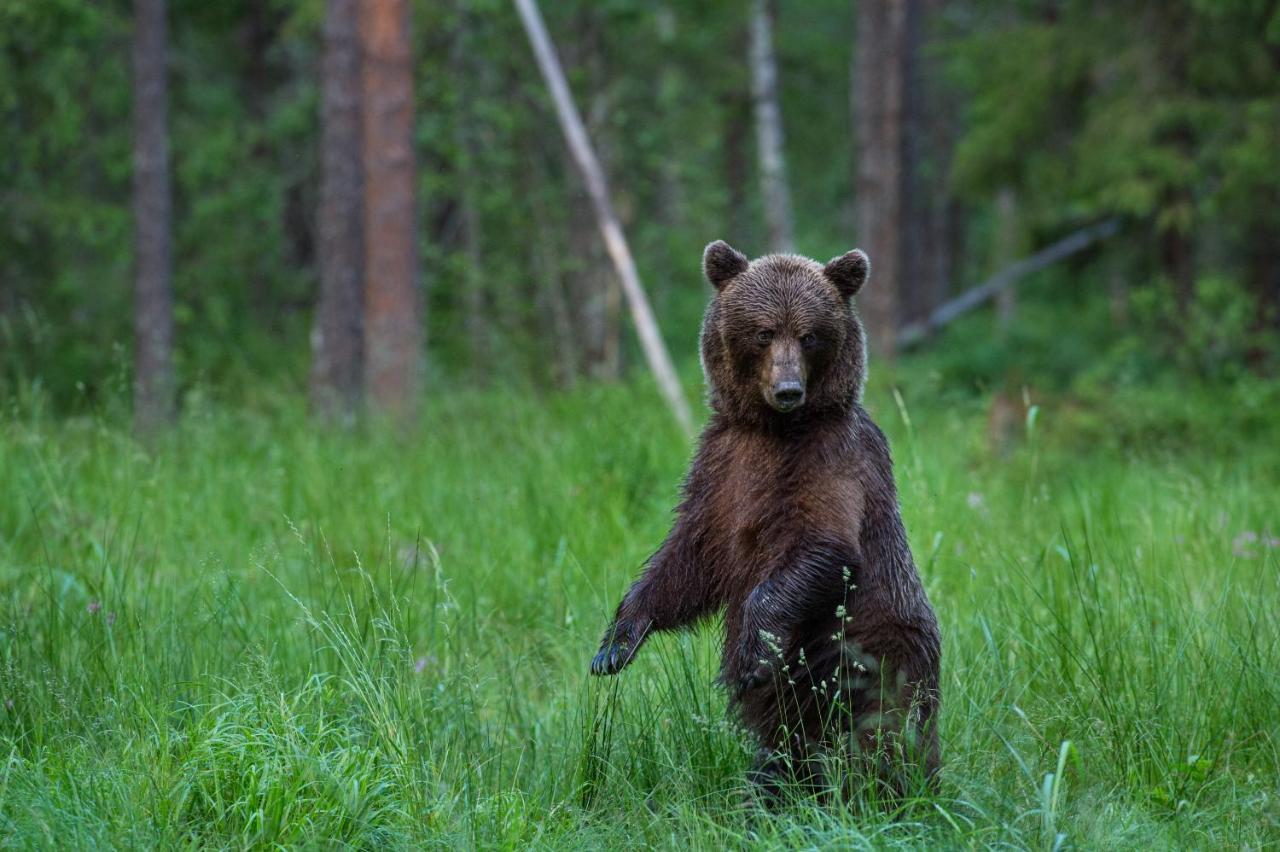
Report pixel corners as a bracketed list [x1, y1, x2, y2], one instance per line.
[823, 249, 870, 299]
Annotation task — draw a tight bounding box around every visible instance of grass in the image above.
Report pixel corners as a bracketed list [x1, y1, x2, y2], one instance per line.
[1, 369, 1278, 849]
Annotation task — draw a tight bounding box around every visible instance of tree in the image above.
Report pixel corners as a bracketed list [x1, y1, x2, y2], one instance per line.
[749, 0, 795, 253]
[901, 0, 956, 327]
[132, 0, 175, 434]
[853, 0, 909, 360]
[360, 0, 422, 416]
[562, 6, 622, 381]
[450, 1, 491, 375]
[993, 186, 1018, 330]
[311, 0, 365, 421]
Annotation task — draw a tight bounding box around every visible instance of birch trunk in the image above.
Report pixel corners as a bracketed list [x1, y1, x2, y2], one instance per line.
[749, 0, 795, 253]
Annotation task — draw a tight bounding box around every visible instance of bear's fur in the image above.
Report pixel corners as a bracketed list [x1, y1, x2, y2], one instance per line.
[590, 240, 941, 798]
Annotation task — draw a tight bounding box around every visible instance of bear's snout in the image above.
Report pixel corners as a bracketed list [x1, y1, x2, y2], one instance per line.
[762, 339, 807, 412]
[770, 380, 804, 411]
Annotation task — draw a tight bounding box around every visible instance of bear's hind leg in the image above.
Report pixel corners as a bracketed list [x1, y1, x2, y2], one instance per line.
[745, 747, 828, 807]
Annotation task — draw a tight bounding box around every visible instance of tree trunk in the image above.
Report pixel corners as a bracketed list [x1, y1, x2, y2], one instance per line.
[567, 190, 622, 380]
[132, 0, 175, 435]
[452, 2, 490, 376]
[1107, 256, 1129, 328]
[311, 0, 364, 421]
[749, 0, 795, 253]
[903, 0, 955, 324]
[514, 0, 693, 437]
[899, 0, 925, 327]
[562, 7, 621, 381]
[853, 0, 909, 361]
[655, 6, 686, 232]
[723, 85, 753, 247]
[1160, 216, 1195, 314]
[360, 0, 422, 417]
[535, 221, 579, 389]
[994, 186, 1019, 330]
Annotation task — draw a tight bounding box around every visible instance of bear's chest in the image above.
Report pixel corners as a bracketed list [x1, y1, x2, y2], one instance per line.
[708, 435, 863, 573]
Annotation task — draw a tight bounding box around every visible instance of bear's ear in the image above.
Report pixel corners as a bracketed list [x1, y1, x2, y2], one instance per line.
[703, 240, 749, 290]
[824, 249, 870, 299]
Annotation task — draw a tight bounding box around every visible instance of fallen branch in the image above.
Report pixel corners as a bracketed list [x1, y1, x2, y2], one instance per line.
[897, 218, 1120, 348]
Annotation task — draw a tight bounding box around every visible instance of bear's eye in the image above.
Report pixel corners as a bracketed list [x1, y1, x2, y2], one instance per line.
[800, 332, 819, 349]
[754, 329, 774, 346]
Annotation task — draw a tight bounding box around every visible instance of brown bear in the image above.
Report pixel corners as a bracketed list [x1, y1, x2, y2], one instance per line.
[590, 240, 941, 799]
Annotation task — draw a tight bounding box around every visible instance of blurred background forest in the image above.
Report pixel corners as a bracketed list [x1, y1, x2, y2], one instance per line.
[3, 0, 1279, 425]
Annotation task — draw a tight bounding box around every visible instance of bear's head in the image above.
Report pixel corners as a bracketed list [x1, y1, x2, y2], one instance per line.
[699, 240, 870, 426]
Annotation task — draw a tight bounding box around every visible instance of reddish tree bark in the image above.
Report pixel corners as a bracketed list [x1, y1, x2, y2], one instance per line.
[360, 0, 422, 416]
[311, 0, 365, 420]
[132, 0, 175, 434]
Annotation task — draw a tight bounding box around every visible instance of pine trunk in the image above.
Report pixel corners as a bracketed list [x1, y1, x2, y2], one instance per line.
[360, 0, 422, 416]
[311, 0, 365, 420]
[452, 3, 490, 376]
[853, 0, 909, 361]
[132, 0, 175, 435]
[562, 8, 621, 381]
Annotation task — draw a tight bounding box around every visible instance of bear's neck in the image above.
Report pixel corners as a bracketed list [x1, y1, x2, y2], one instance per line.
[708, 394, 858, 438]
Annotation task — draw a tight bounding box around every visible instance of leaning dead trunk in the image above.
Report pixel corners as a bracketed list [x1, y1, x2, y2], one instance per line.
[514, 0, 693, 437]
[132, 0, 175, 435]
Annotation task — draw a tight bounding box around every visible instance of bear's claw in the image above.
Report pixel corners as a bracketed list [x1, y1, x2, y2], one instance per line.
[738, 661, 774, 692]
[590, 641, 631, 676]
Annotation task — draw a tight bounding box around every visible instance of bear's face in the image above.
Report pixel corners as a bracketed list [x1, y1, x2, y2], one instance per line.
[700, 241, 869, 424]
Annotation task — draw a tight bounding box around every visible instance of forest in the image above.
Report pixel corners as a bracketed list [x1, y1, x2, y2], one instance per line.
[2, 0, 1279, 848]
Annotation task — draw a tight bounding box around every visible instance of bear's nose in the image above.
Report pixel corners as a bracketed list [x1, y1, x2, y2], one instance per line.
[773, 381, 804, 409]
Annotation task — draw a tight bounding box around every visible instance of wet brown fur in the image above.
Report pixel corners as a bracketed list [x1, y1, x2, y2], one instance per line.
[591, 241, 941, 798]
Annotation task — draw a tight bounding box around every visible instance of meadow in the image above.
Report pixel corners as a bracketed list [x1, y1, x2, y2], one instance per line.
[1, 367, 1278, 849]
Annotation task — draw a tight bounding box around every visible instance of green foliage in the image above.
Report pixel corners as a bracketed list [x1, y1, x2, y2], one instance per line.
[3, 0, 1277, 410]
[1128, 275, 1278, 381]
[946, 0, 1280, 302]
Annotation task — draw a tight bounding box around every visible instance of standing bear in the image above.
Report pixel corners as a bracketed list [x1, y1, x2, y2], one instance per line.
[590, 241, 941, 797]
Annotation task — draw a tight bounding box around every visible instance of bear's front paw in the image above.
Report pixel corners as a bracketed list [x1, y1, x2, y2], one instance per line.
[738, 659, 775, 691]
[590, 639, 634, 676]
[730, 636, 778, 692]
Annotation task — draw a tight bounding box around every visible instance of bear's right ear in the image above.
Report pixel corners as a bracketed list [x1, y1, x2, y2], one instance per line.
[703, 240, 749, 290]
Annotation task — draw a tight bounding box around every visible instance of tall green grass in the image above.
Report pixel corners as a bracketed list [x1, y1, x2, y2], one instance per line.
[1, 374, 1277, 848]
